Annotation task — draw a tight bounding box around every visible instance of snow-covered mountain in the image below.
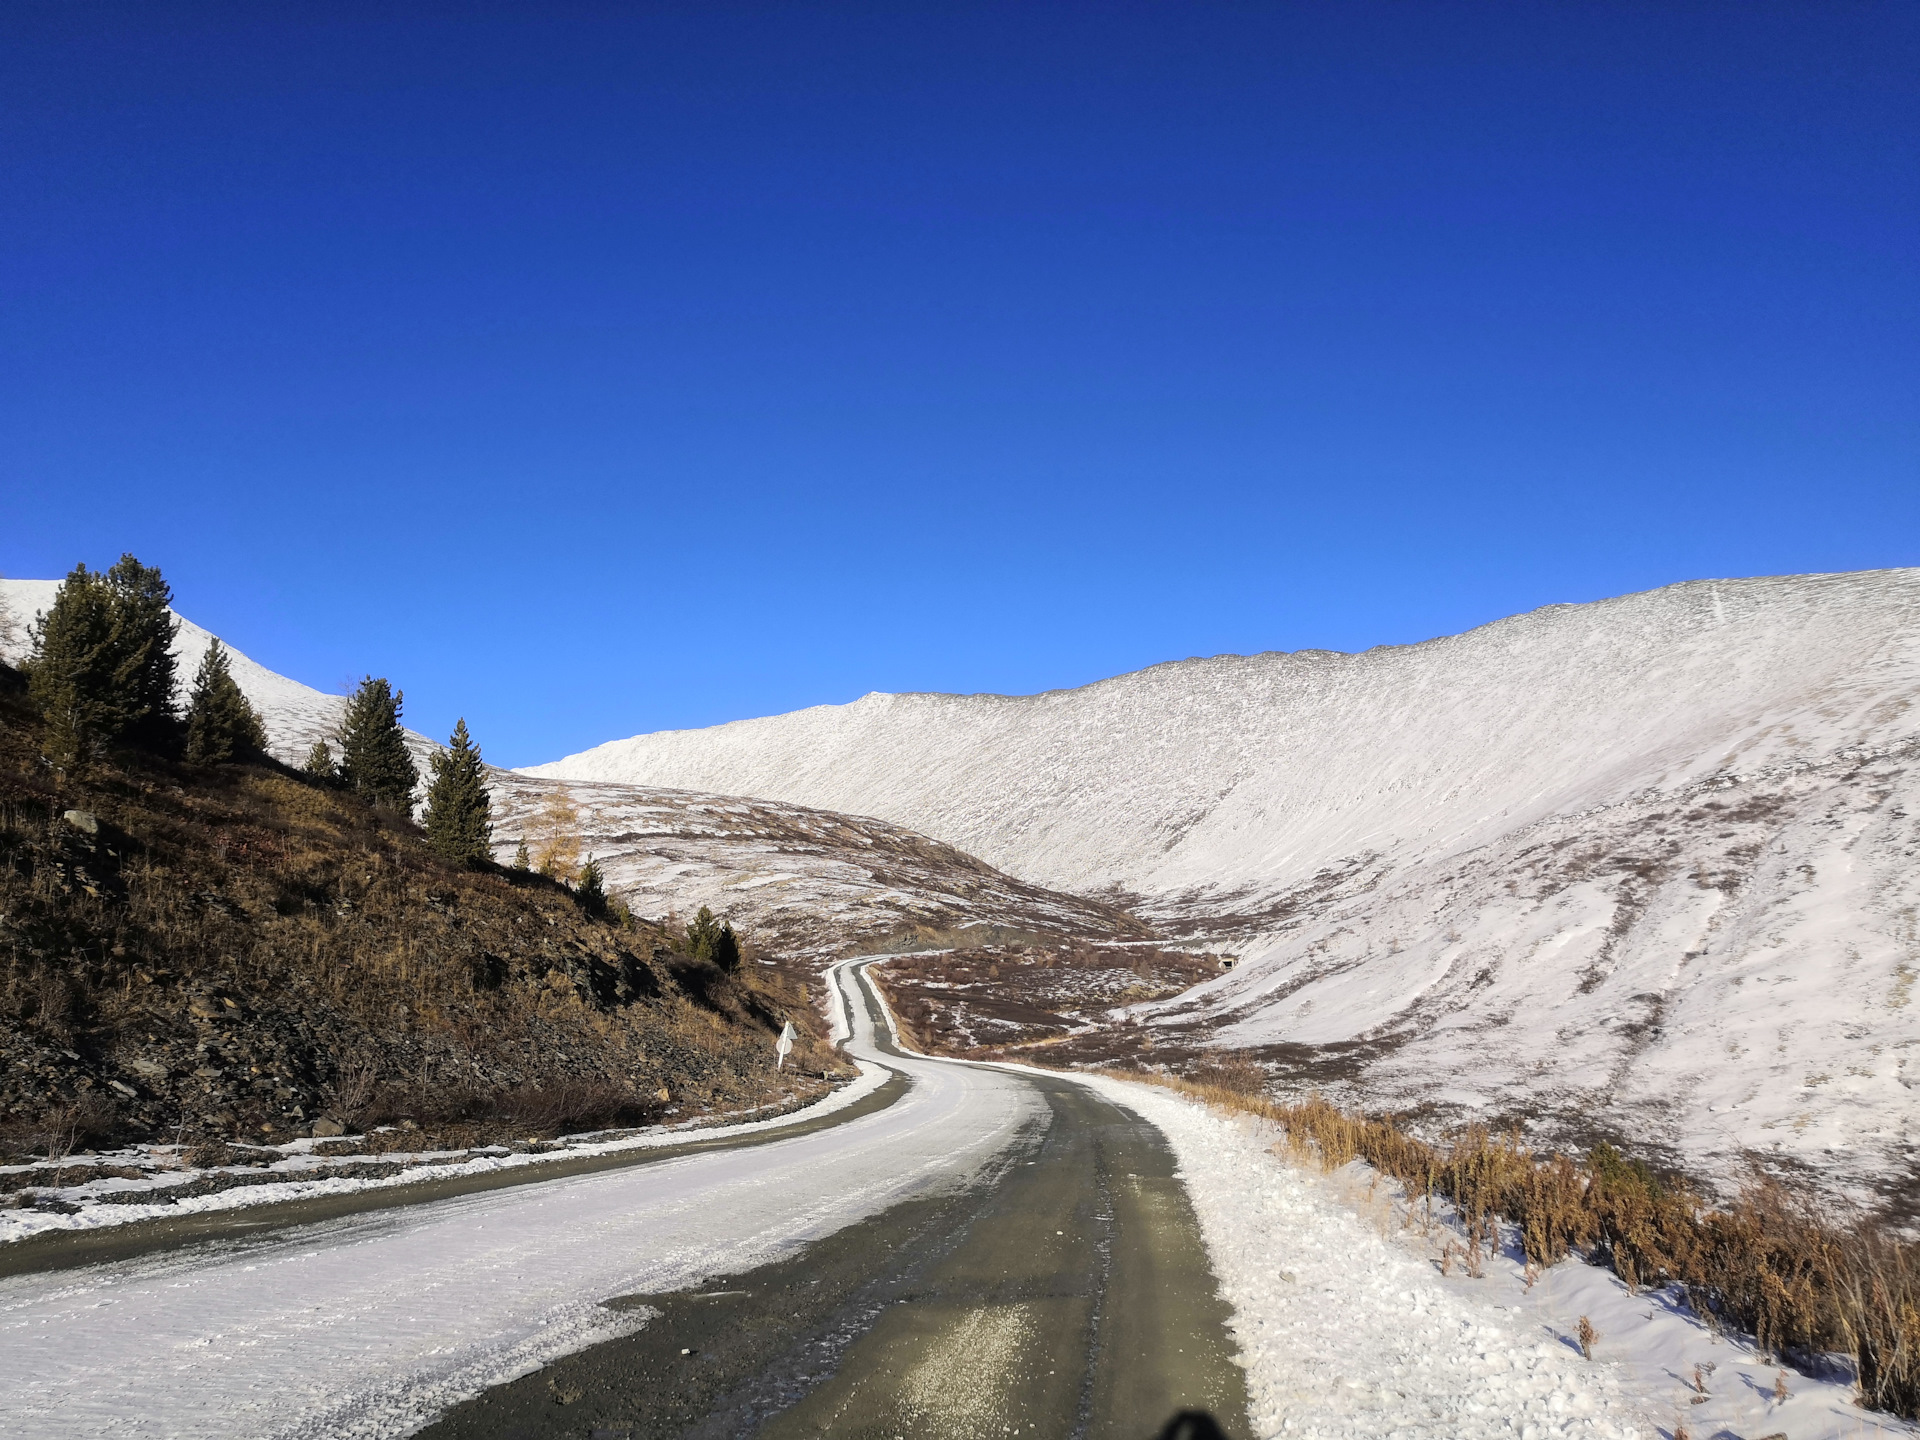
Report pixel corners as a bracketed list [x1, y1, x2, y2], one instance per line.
[528, 570, 1920, 1205]
[0, 578, 1134, 957]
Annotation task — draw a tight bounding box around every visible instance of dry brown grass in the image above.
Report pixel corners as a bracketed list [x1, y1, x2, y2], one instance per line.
[1094, 1066, 1920, 1420]
[0, 680, 847, 1153]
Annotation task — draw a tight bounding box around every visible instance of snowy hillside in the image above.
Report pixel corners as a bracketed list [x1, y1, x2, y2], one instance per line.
[529, 570, 1920, 1205]
[488, 773, 1145, 958]
[0, 577, 1131, 956]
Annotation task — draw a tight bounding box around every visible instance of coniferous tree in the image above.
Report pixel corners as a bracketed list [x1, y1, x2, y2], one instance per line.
[529, 789, 582, 879]
[686, 905, 722, 961]
[104, 554, 179, 747]
[184, 640, 267, 764]
[512, 840, 530, 870]
[26, 556, 182, 767]
[423, 718, 493, 864]
[576, 856, 606, 914]
[27, 564, 123, 768]
[303, 739, 339, 783]
[712, 920, 741, 973]
[336, 676, 418, 812]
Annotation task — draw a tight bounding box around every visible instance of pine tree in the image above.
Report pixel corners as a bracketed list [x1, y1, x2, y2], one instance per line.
[512, 840, 530, 870]
[423, 718, 493, 865]
[104, 554, 179, 747]
[576, 856, 606, 914]
[27, 565, 124, 768]
[303, 739, 339, 783]
[686, 905, 722, 961]
[184, 640, 267, 764]
[336, 676, 418, 812]
[712, 921, 741, 973]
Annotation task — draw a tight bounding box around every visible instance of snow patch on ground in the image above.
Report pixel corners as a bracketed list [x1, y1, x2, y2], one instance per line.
[0, 1064, 888, 1245]
[1065, 1075, 1916, 1440]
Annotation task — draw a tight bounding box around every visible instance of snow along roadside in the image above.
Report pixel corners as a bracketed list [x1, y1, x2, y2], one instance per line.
[0, 1061, 890, 1245]
[1055, 1079, 1912, 1440]
[857, 959, 1910, 1440]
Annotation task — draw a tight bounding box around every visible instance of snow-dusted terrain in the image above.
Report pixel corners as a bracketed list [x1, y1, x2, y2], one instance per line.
[11, 568, 1916, 1201]
[1061, 1074, 1908, 1440]
[488, 772, 1141, 956]
[0, 579, 1133, 956]
[864, 967, 1898, 1440]
[530, 571, 1920, 1203]
[0, 965, 1042, 1439]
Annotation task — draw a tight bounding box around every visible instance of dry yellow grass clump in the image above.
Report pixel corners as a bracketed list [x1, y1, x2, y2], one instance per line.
[1111, 1060, 1919, 1421]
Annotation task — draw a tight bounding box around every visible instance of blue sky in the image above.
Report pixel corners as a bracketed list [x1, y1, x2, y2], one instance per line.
[3, 3, 1915, 766]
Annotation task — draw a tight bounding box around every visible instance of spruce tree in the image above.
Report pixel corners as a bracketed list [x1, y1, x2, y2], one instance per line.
[104, 554, 179, 747]
[27, 564, 123, 768]
[512, 840, 530, 870]
[184, 640, 267, 764]
[303, 739, 339, 782]
[712, 921, 741, 974]
[423, 718, 493, 865]
[26, 556, 183, 766]
[335, 676, 418, 812]
[686, 905, 722, 961]
[576, 856, 606, 914]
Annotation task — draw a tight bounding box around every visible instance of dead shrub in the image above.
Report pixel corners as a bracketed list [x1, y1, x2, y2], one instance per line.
[1576, 1314, 1598, 1359]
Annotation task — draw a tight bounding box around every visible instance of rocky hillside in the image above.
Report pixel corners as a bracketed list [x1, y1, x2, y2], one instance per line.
[0, 670, 842, 1158]
[528, 570, 1920, 1209]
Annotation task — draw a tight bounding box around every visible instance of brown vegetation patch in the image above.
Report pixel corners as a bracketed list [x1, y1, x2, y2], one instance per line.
[0, 674, 847, 1157]
[1112, 1071, 1920, 1422]
[871, 943, 1227, 1057]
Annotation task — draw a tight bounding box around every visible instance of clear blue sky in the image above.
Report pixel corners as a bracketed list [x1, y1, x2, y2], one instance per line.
[3, 4, 1915, 766]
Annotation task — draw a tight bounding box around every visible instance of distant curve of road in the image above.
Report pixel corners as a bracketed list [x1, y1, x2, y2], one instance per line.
[0, 962, 1248, 1440]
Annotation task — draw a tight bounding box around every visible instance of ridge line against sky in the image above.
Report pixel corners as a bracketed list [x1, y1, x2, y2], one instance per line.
[3, 4, 1915, 767]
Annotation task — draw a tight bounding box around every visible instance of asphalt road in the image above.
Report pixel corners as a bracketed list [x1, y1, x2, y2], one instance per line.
[420, 961, 1251, 1440]
[0, 961, 1249, 1440]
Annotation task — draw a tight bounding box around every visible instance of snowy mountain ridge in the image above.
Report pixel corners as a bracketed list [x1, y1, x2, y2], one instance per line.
[527, 570, 1919, 907]
[528, 570, 1920, 1206]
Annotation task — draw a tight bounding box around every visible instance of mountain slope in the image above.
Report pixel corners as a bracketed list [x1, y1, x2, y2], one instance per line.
[528, 570, 1918, 910]
[528, 570, 1920, 1204]
[489, 772, 1147, 958]
[0, 578, 1137, 958]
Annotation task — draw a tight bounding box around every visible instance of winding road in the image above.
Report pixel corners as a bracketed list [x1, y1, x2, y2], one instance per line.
[0, 962, 1248, 1440]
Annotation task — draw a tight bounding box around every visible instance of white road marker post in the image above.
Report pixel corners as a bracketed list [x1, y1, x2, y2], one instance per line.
[776, 1020, 796, 1071]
